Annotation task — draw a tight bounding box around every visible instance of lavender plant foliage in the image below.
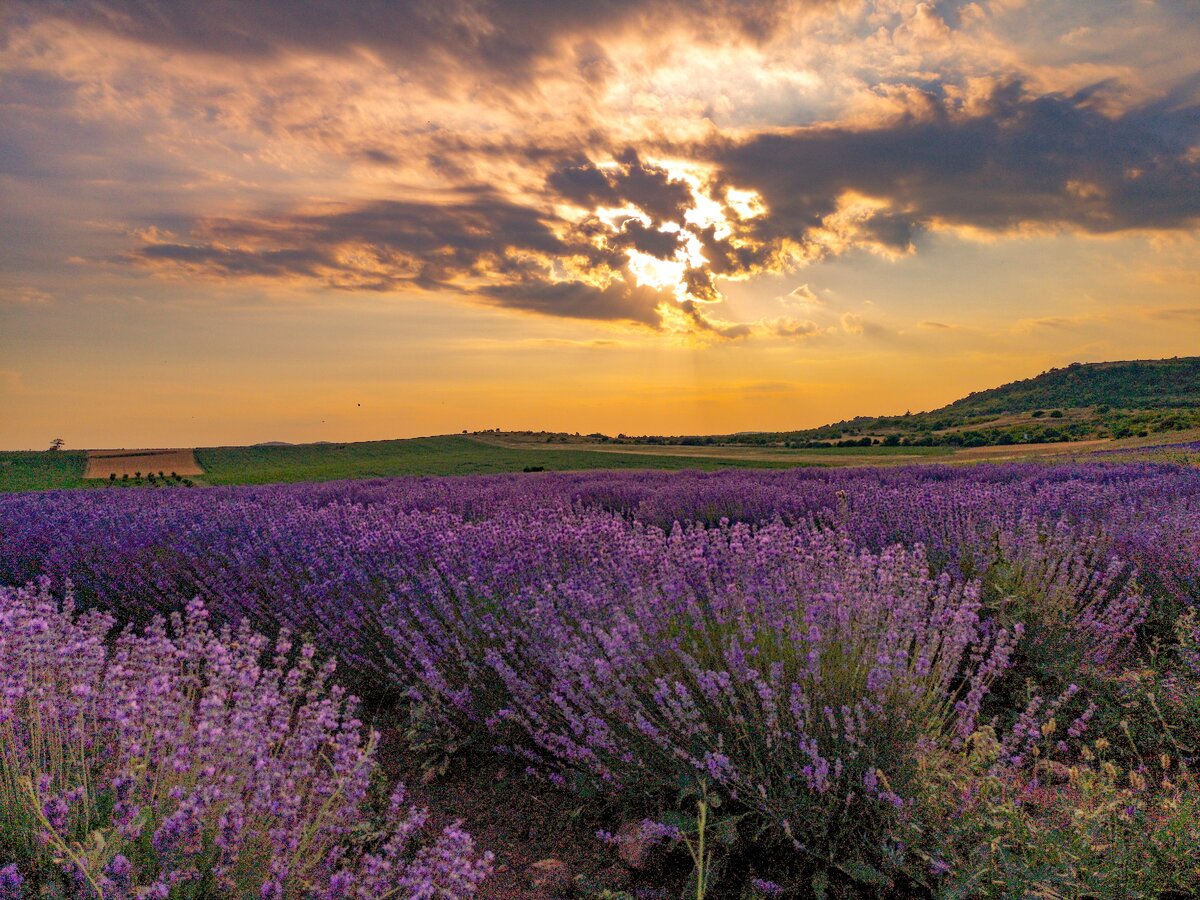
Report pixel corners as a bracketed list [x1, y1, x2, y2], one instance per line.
[0, 580, 492, 897]
[2, 462, 1198, 880]
[405, 526, 1020, 867]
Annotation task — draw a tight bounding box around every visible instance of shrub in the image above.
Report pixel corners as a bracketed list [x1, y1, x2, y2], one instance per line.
[975, 519, 1145, 673]
[0, 581, 492, 897]
[919, 728, 1200, 898]
[383, 526, 1018, 888]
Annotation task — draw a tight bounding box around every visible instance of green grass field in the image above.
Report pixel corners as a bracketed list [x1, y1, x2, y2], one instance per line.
[0, 434, 1061, 494]
[194, 435, 813, 485]
[0, 451, 90, 492]
[0, 437, 824, 493]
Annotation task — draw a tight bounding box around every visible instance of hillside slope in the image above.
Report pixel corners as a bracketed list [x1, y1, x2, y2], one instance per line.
[942, 357, 1200, 416]
[612, 357, 1200, 450]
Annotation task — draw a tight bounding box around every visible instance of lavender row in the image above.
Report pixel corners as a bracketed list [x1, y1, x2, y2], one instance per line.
[2, 463, 1196, 624]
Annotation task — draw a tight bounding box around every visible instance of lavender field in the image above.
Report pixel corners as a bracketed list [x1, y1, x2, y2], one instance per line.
[3, 463, 1200, 898]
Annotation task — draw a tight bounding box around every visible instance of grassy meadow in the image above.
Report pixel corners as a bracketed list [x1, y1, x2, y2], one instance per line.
[0, 450, 89, 492]
[2, 436, 954, 492]
[193, 435, 813, 484]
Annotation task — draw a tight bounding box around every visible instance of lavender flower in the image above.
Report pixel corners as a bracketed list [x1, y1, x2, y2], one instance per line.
[0, 865, 23, 900]
[2, 461, 1197, 888]
[0, 582, 491, 895]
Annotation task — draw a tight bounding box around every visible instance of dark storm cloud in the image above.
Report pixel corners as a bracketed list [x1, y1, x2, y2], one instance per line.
[8, 0, 807, 82]
[612, 219, 683, 259]
[138, 243, 328, 278]
[483, 278, 666, 324]
[129, 192, 662, 322]
[109, 79, 1200, 332]
[547, 150, 695, 225]
[707, 82, 1200, 247]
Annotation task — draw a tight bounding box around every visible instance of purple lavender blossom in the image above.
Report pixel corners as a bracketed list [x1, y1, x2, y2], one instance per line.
[0, 582, 492, 896]
[751, 876, 785, 895]
[1, 462, 1197, 888]
[0, 865, 23, 900]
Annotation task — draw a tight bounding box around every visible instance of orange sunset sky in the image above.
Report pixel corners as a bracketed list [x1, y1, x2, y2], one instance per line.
[1, 1, 1198, 448]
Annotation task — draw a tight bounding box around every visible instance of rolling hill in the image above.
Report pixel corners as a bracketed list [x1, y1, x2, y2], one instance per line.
[4, 357, 1198, 492]
[941, 357, 1200, 416]
[617, 357, 1200, 449]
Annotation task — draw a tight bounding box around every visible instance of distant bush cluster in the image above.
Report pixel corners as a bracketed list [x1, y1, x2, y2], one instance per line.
[107, 469, 194, 488]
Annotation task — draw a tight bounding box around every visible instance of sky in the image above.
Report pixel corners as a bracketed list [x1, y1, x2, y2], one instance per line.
[2, 0, 1199, 449]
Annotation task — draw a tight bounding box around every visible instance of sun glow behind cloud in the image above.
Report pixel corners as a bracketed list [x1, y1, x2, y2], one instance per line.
[560, 157, 769, 310]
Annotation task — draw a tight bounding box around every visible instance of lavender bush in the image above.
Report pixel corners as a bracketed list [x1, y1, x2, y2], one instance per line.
[2, 461, 1199, 892]
[0, 581, 492, 898]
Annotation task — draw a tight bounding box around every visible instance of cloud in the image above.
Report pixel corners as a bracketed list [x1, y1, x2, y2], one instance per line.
[481, 279, 666, 325]
[547, 150, 694, 225]
[780, 283, 823, 308]
[657, 300, 754, 339]
[1146, 307, 1200, 322]
[1013, 312, 1106, 333]
[838, 310, 896, 339]
[129, 193, 570, 284]
[10, 0, 812, 87]
[704, 81, 1200, 257]
[766, 315, 822, 338]
[613, 218, 684, 260]
[3, 0, 1199, 340]
[125, 192, 676, 323]
[0, 285, 53, 305]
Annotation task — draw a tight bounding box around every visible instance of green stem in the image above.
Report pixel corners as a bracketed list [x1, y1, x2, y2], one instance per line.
[22, 777, 107, 900]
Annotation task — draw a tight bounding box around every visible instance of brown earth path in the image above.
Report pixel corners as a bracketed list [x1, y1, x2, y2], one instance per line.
[84, 448, 204, 479]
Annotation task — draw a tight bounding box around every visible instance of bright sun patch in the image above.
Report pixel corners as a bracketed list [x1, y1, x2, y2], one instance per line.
[575, 156, 766, 307]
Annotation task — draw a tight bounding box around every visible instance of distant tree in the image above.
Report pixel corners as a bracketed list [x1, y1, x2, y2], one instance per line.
[48, 438, 65, 452]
